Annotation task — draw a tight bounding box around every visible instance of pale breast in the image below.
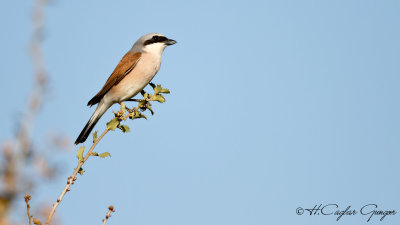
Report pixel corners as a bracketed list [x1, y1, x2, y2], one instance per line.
[107, 53, 162, 102]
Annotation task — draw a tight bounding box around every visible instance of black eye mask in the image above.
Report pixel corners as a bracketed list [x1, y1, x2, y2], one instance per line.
[144, 35, 168, 45]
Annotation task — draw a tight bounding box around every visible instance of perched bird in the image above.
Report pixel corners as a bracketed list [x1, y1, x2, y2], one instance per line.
[75, 33, 176, 144]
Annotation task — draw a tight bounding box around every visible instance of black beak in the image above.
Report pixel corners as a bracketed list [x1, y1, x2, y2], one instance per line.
[165, 39, 177, 46]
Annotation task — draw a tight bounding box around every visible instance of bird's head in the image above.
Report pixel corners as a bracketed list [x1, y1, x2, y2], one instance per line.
[131, 33, 176, 54]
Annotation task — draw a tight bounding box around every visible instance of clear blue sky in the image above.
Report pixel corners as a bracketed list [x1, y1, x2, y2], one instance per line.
[1, 0, 399, 224]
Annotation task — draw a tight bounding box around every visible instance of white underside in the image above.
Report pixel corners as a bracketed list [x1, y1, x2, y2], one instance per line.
[103, 51, 162, 104]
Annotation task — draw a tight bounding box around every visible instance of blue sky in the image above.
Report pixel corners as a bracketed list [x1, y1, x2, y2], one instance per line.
[1, 0, 399, 224]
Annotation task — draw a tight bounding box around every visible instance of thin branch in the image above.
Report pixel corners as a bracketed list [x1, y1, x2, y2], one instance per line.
[44, 128, 109, 225]
[44, 84, 170, 225]
[24, 194, 33, 225]
[102, 205, 115, 225]
[19, 0, 49, 155]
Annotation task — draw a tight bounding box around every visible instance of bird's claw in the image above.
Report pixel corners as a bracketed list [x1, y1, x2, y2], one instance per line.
[126, 107, 136, 113]
[126, 98, 141, 102]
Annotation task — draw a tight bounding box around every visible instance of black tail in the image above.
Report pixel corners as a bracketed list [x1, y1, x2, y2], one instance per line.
[74, 118, 99, 144]
[75, 101, 110, 145]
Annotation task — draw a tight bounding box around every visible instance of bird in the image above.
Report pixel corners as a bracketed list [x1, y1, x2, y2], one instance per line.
[74, 33, 176, 145]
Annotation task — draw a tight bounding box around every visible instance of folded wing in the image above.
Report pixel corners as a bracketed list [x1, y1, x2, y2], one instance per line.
[87, 52, 142, 106]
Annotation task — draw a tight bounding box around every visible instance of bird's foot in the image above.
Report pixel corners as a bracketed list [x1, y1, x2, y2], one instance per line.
[125, 106, 137, 113]
[125, 98, 141, 102]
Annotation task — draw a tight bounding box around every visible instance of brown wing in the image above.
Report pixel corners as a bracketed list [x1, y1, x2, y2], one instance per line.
[87, 52, 142, 106]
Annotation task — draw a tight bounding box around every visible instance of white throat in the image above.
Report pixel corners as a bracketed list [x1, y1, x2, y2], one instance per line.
[143, 42, 167, 56]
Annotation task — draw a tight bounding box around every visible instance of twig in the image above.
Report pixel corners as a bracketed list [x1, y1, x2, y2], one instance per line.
[44, 128, 109, 225]
[18, 0, 49, 155]
[102, 205, 115, 225]
[24, 194, 33, 225]
[44, 84, 169, 225]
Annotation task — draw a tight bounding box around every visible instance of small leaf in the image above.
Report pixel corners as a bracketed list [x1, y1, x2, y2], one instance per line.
[78, 167, 85, 175]
[152, 94, 165, 103]
[120, 102, 126, 115]
[159, 88, 170, 94]
[99, 152, 111, 158]
[137, 100, 147, 108]
[128, 111, 136, 119]
[92, 131, 98, 143]
[91, 152, 99, 156]
[119, 125, 130, 133]
[76, 146, 85, 162]
[107, 117, 120, 131]
[147, 105, 154, 115]
[154, 84, 162, 94]
[33, 218, 42, 225]
[129, 111, 147, 120]
[144, 93, 149, 99]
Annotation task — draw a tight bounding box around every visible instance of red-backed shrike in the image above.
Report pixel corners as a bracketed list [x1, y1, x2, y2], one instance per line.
[75, 33, 176, 144]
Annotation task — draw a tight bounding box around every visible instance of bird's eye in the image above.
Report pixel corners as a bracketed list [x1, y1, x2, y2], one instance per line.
[152, 36, 159, 41]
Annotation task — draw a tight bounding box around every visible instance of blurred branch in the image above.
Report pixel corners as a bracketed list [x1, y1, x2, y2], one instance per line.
[21, 0, 49, 156]
[0, 0, 49, 223]
[24, 194, 33, 225]
[102, 206, 115, 225]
